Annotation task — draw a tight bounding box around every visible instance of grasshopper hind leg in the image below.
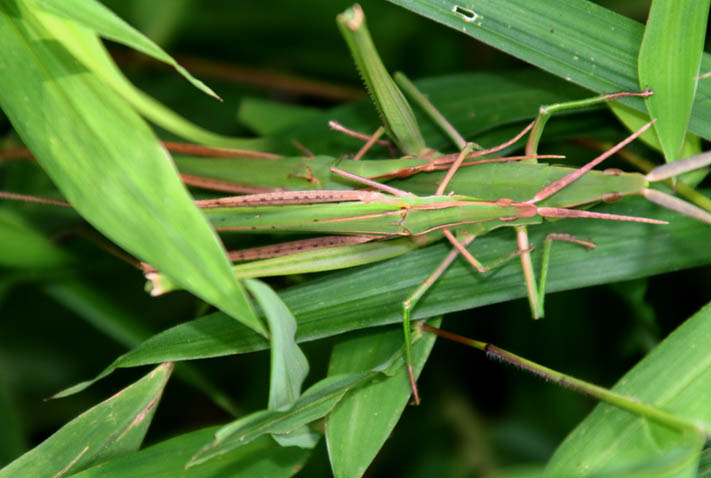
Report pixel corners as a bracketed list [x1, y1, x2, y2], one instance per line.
[402, 231, 532, 404]
[401, 235, 476, 405]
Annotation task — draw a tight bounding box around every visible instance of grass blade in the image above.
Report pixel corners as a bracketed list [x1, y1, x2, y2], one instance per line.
[246, 280, 309, 411]
[70, 430, 310, 478]
[0, 2, 264, 335]
[546, 303, 711, 476]
[188, 372, 375, 467]
[638, 0, 709, 163]
[0, 363, 173, 478]
[29, 5, 269, 150]
[28, 0, 219, 98]
[51, 197, 711, 397]
[245, 279, 315, 448]
[326, 319, 440, 477]
[385, 0, 711, 140]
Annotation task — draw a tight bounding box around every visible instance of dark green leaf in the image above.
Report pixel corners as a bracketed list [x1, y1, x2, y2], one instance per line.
[69, 428, 310, 478]
[547, 303, 711, 476]
[326, 319, 440, 477]
[385, 0, 711, 141]
[0, 363, 172, 478]
[53, 197, 711, 395]
[638, 0, 709, 163]
[0, 2, 264, 335]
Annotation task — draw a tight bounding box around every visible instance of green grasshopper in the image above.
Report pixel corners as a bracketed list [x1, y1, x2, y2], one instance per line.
[145, 4, 711, 404]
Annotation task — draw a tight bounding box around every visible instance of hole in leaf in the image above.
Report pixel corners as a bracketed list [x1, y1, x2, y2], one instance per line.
[453, 6, 479, 22]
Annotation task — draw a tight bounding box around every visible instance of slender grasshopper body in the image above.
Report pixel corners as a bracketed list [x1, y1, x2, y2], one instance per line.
[198, 181, 661, 239]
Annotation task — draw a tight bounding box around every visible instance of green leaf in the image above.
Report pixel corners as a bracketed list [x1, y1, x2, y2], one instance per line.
[700, 448, 711, 477]
[0, 2, 264, 335]
[27, 0, 219, 99]
[245, 280, 308, 411]
[51, 196, 711, 396]
[0, 208, 71, 269]
[69, 428, 310, 478]
[326, 319, 440, 478]
[28, 4, 270, 150]
[385, 0, 711, 141]
[188, 372, 375, 467]
[610, 103, 701, 161]
[237, 97, 321, 136]
[638, 0, 710, 163]
[279, 70, 591, 156]
[0, 363, 173, 478]
[128, 0, 190, 48]
[0, 368, 26, 466]
[245, 279, 315, 448]
[546, 303, 711, 476]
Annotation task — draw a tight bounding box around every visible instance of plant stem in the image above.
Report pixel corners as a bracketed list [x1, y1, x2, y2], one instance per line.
[420, 324, 707, 439]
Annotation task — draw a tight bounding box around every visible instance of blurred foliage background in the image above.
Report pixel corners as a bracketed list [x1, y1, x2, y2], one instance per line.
[1, 0, 709, 475]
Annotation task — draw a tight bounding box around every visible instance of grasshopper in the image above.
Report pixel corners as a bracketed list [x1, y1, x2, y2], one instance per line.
[144, 4, 711, 405]
[5, 3, 706, 405]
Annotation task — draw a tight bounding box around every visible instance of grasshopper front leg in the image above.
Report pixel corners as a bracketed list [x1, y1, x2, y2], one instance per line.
[517, 90, 654, 317]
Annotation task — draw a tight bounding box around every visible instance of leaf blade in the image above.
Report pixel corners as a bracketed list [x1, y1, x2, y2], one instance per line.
[326, 319, 440, 477]
[385, 0, 711, 141]
[0, 2, 264, 334]
[546, 303, 711, 475]
[0, 363, 173, 478]
[28, 0, 219, 99]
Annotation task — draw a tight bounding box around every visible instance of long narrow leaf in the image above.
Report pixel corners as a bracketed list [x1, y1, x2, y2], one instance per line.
[52, 198, 711, 397]
[0, 363, 173, 478]
[245, 279, 315, 448]
[28, 4, 269, 150]
[546, 303, 711, 476]
[188, 372, 375, 467]
[28, 0, 218, 98]
[326, 319, 440, 477]
[69, 429, 310, 478]
[0, 2, 264, 335]
[385, 0, 711, 140]
[638, 0, 709, 163]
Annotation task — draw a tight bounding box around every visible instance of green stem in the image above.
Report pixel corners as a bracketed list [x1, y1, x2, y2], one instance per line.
[421, 325, 707, 438]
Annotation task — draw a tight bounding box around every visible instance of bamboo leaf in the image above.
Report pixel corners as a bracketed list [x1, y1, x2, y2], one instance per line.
[385, 0, 711, 141]
[188, 372, 376, 467]
[0, 363, 173, 478]
[277, 70, 591, 156]
[245, 279, 315, 448]
[27, 0, 219, 99]
[52, 197, 711, 397]
[246, 280, 308, 411]
[0, 2, 264, 335]
[28, 4, 269, 150]
[610, 103, 702, 162]
[69, 430, 310, 478]
[638, 0, 710, 163]
[700, 449, 711, 477]
[546, 303, 711, 476]
[326, 319, 440, 477]
[0, 208, 71, 269]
